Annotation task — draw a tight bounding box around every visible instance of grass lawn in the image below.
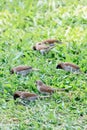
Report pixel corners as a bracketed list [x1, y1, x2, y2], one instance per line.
[0, 0, 87, 129]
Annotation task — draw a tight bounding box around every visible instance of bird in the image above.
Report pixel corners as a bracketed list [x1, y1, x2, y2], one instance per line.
[35, 80, 68, 95]
[13, 91, 50, 101]
[33, 44, 54, 55]
[56, 62, 80, 73]
[10, 65, 39, 76]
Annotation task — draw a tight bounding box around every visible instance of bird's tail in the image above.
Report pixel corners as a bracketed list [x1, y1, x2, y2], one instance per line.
[56, 86, 72, 92]
[47, 46, 54, 51]
[38, 95, 50, 99]
[56, 40, 63, 44]
[32, 68, 40, 71]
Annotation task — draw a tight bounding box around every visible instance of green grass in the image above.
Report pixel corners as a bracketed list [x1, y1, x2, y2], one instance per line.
[0, 0, 87, 129]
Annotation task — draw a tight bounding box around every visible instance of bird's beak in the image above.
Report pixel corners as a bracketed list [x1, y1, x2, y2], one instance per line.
[35, 81, 37, 85]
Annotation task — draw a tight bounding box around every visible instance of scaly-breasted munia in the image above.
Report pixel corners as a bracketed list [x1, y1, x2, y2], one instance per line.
[33, 44, 54, 55]
[10, 65, 39, 76]
[13, 91, 50, 101]
[56, 62, 80, 73]
[35, 80, 67, 95]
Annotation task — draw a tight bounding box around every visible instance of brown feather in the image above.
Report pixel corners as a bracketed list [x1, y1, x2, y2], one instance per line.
[10, 65, 39, 76]
[13, 91, 50, 101]
[56, 62, 80, 72]
[42, 39, 62, 44]
[64, 62, 80, 69]
[11, 66, 32, 73]
[13, 91, 38, 100]
[36, 80, 66, 94]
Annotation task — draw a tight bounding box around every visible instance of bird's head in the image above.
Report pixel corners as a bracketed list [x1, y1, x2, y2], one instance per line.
[33, 46, 36, 50]
[35, 80, 43, 86]
[56, 63, 63, 69]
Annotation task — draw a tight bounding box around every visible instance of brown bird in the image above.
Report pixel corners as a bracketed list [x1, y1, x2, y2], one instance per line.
[10, 65, 39, 76]
[13, 91, 50, 101]
[33, 44, 54, 55]
[56, 62, 80, 73]
[35, 80, 68, 95]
